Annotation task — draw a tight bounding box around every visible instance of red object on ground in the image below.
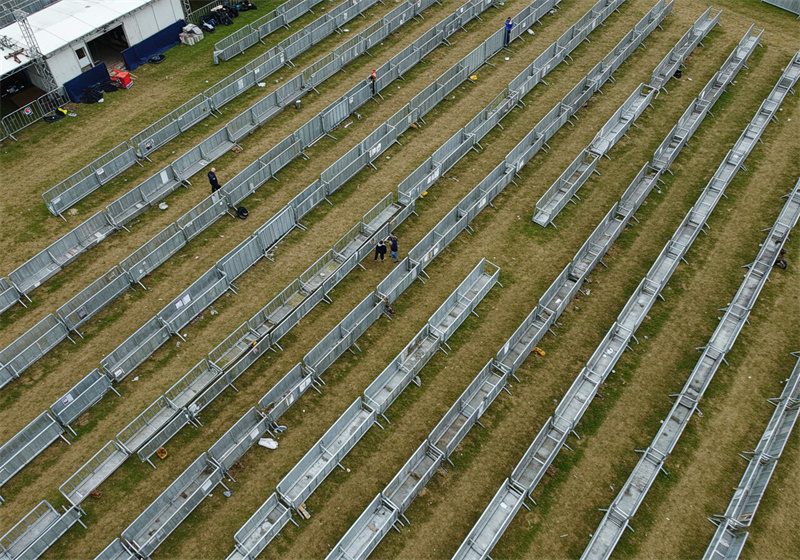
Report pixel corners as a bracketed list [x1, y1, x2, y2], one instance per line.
[111, 70, 133, 89]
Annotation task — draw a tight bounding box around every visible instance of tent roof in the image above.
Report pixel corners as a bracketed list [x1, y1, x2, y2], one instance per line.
[0, 0, 156, 78]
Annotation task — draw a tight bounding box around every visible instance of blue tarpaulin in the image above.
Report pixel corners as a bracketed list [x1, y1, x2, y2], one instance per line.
[122, 19, 185, 71]
[63, 62, 110, 103]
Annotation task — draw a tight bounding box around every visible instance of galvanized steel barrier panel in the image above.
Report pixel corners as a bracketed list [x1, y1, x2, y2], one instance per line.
[16, 507, 84, 560]
[43, 142, 138, 218]
[258, 364, 312, 426]
[275, 287, 328, 345]
[208, 408, 269, 474]
[60, 440, 129, 506]
[136, 410, 193, 467]
[256, 206, 296, 254]
[377, 258, 419, 304]
[383, 440, 443, 515]
[290, 180, 327, 222]
[364, 325, 439, 416]
[217, 235, 263, 283]
[122, 454, 222, 558]
[116, 396, 178, 454]
[101, 317, 170, 382]
[50, 369, 115, 433]
[94, 538, 137, 560]
[451, 478, 526, 560]
[178, 192, 229, 242]
[0, 500, 59, 558]
[762, 0, 800, 15]
[650, 6, 721, 90]
[57, 266, 130, 332]
[1, 86, 70, 142]
[303, 294, 382, 375]
[0, 412, 65, 496]
[427, 259, 499, 342]
[0, 277, 22, 316]
[325, 494, 398, 560]
[121, 223, 187, 285]
[168, 359, 223, 409]
[231, 493, 292, 560]
[9, 212, 112, 295]
[277, 398, 375, 510]
[159, 269, 229, 333]
[0, 314, 69, 384]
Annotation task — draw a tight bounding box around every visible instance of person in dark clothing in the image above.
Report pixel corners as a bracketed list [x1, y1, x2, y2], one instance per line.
[389, 235, 399, 263]
[370, 69, 377, 95]
[504, 17, 514, 47]
[209, 168, 221, 193]
[374, 240, 387, 262]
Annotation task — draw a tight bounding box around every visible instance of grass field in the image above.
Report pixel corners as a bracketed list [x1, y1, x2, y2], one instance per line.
[0, 0, 798, 559]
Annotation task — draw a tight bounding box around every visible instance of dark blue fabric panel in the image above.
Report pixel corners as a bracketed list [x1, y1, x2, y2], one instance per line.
[63, 62, 110, 102]
[122, 19, 186, 71]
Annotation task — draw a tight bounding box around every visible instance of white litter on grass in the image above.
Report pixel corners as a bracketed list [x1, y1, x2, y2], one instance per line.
[687, 77, 693, 81]
[343, 28, 349, 32]
[259, 438, 279, 449]
[504, 57, 510, 61]
[158, 202, 168, 210]
[132, 376, 139, 382]
[258, 82, 266, 87]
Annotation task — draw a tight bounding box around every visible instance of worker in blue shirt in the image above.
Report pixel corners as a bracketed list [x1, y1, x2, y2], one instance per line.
[504, 17, 513, 47]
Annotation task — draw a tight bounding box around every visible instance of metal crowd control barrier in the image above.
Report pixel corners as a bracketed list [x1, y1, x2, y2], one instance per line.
[208, 407, 270, 479]
[429, 360, 503, 462]
[329, 360, 509, 559]
[0, 499, 86, 560]
[452, 478, 527, 560]
[761, 0, 800, 16]
[325, 494, 399, 560]
[581, 141, 800, 560]
[226, 493, 296, 560]
[6, 0, 612, 520]
[364, 325, 441, 419]
[703, 349, 800, 560]
[0, 412, 68, 502]
[8, 211, 115, 297]
[93, 538, 137, 560]
[50, 369, 119, 435]
[650, 6, 721, 91]
[445, 17, 764, 560]
[215, 0, 375, 63]
[0, 277, 24, 315]
[158, 268, 231, 334]
[0, 314, 72, 390]
[259, 364, 316, 430]
[116, 396, 180, 455]
[0, 501, 59, 557]
[60, 440, 129, 507]
[277, 398, 375, 511]
[303, 293, 384, 376]
[100, 317, 170, 382]
[1, 86, 70, 142]
[43, 142, 140, 219]
[120, 223, 187, 286]
[382, 440, 443, 518]
[121, 454, 226, 558]
[6, 0, 541, 330]
[56, 266, 132, 333]
[533, 83, 655, 227]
